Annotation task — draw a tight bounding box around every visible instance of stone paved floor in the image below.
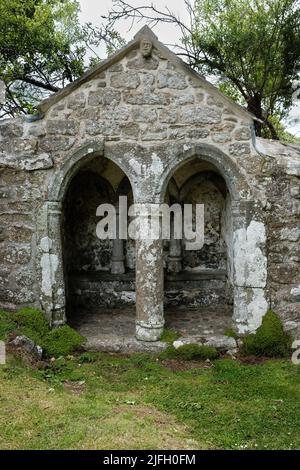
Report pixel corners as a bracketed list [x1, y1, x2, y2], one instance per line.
[69, 305, 233, 352]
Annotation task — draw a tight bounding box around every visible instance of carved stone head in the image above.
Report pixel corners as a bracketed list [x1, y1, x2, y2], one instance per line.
[140, 38, 152, 58]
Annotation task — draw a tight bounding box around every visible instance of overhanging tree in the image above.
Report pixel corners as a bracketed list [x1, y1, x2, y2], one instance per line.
[0, 0, 87, 117]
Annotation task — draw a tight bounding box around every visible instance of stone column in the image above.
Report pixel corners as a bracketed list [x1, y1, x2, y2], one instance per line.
[135, 204, 164, 341]
[167, 215, 182, 273]
[38, 201, 66, 327]
[111, 203, 125, 274]
[231, 200, 268, 334]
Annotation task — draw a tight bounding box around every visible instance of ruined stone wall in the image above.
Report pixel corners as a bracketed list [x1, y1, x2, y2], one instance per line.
[0, 36, 299, 335]
[256, 139, 300, 336]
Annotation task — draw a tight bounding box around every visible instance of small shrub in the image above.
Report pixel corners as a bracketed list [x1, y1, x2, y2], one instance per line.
[43, 325, 85, 358]
[242, 310, 292, 358]
[161, 343, 219, 361]
[160, 328, 181, 344]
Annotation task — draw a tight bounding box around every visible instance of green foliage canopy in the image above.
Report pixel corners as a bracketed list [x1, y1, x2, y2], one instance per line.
[0, 0, 86, 117]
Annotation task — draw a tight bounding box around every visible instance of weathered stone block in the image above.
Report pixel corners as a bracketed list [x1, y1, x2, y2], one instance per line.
[10, 335, 42, 359]
[140, 72, 155, 86]
[3, 138, 37, 156]
[121, 122, 140, 139]
[186, 128, 209, 139]
[109, 64, 123, 72]
[211, 133, 231, 143]
[0, 244, 31, 265]
[127, 56, 159, 70]
[234, 127, 251, 141]
[0, 121, 23, 138]
[21, 153, 53, 171]
[46, 120, 78, 136]
[280, 227, 300, 242]
[181, 106, 222, 125]
[124, 91, 170, 106]
[67, 92, 86, 110]
[158, 108, 177, 124]
[157, 71, 187, 89]
[172, 92, 195, 105]
[27, 124, 46, 138]
[1, 225, 33, 243]
[111, 72, 140, 89]
[206, 95, 224, 108]
[39, 136, 75, 152]
[229, 142, 251, 157]
[141, 125, 168, 141]
[88, 88, 121, 106]
[86, 120, 120, 136]
[132, 107, 157, 123]
[107, 107, 130, 122]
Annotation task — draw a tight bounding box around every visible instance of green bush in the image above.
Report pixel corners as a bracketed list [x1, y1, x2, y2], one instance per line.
[161, 343, 219, 361]
[242, 310, 292, 358]
[42, 325, 85, 358]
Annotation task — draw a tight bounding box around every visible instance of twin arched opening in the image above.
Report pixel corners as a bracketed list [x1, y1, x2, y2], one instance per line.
[39, 143, 261, 342]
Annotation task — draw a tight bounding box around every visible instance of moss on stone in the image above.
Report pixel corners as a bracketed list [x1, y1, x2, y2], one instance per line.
[14, 307, 50, 345]
[242, 310, 292, 358]
[0, 308, 84, 358]
[42, 325, 85, 358]
[160, 328, 181, 344]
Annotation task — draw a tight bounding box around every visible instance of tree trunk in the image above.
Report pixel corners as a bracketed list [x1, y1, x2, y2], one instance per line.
[246, 94, 279, 140]
[265, 118, 279, 140]
[246, 95, 264, 137]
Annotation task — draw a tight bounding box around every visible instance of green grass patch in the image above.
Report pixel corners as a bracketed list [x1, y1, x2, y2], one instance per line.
[0, 352, 299, 450]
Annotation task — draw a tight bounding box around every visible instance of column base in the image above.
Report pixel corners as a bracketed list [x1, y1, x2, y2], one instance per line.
[51, 307, 66, 328]
[167, 257, 182, 273]
[136, 321, 164, 342]
[111, 261, 125, 274]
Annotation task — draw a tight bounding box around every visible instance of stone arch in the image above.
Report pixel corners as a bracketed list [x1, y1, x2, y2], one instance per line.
[48, 142, 135, 203]
[156, 144, 268, 334]
[179, 171, 227, 201]
[158, 143, 252, 203]
[36, 143, 136, 326]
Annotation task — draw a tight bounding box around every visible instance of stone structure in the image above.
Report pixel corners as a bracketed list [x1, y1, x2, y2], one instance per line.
[0, 26, 299, 342]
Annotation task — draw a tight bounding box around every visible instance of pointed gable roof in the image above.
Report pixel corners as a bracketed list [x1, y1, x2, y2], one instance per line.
[37, 25, 257, 123]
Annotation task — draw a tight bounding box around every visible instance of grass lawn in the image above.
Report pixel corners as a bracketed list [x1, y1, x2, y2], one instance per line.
[0, 352, 299, 450]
